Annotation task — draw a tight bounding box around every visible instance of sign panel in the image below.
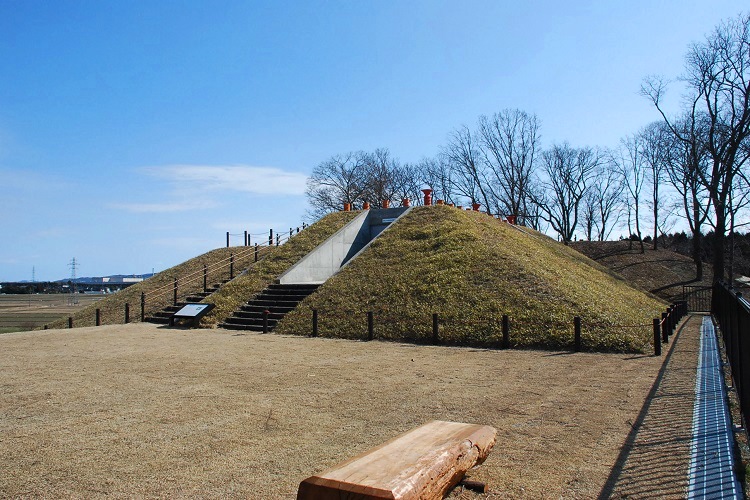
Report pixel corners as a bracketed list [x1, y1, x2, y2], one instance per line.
[174, 303, 212, 318]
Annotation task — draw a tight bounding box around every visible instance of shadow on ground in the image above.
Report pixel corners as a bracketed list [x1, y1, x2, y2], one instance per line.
[598, 315, 701, 498]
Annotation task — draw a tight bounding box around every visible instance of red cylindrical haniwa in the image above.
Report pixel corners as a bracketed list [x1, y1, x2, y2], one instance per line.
[472, 203, 481, 211]
[421, 188, 433, 206]
[343, 203, 351, 211]
[402, 198, 410, 207]
[382, 200, 390, 209]
[506, 215, 517, 225]
[362, 201, 370, 210]
[448, 203, 455, 207]
[436, 199, 444, 205]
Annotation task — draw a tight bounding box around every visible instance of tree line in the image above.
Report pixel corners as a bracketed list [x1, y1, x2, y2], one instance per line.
[306, 13, 750, 284]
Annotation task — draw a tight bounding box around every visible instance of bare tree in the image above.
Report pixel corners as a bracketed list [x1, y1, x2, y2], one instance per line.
[417, 156, 455, 205]
[361, 148, 400, 206]
[588, 159, 624, 241]
[616, 134, 648, 253]
[477, 109, 540, 220]
[640, 121, 672, 249]
[643, 12, 750, 282]
[663, 112, 712, 279]
[305, 151, 368, 218]
[442, 125, 492, 209]
[533, 144, 599, 244]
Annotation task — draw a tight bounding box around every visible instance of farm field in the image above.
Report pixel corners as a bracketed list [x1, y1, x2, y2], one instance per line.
[0, 294, 104, 333]
[0, 322, 689, 498]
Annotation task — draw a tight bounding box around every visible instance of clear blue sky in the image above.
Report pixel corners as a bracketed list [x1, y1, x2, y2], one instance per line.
[0, 0, 745, 282]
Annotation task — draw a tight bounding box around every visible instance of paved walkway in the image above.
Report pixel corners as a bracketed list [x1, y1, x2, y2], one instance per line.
[600, 314, 743, 499]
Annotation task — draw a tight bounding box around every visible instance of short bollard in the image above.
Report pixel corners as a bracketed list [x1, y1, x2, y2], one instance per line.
[140, 293, 145, 322]
[502, 315, 510, 349]
[574, 316, 581, 352]
[653, 318, 661, 356]
[367, 311, 374, 341]
[96, 308, 101, 326]
[125, 303, 130, 324]
[312, 309, 318, 337]
[263, 310, 269, 333]
[432, 313, 439, 345]
[68, 317, 73, 329]
[661, 312, 668, 343]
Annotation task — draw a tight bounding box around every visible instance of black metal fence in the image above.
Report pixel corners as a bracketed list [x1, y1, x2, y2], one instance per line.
[683, 285, 713, 312]
[712, 281, 750, 427]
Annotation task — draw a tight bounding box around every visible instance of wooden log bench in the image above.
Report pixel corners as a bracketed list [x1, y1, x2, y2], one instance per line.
[297, 420, 497, 500]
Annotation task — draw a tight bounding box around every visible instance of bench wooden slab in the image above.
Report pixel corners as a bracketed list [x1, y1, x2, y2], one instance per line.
[296, 420, 497, 500]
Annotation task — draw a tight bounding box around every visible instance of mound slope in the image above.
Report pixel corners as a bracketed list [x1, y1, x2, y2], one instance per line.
[276, 206, 665, 352]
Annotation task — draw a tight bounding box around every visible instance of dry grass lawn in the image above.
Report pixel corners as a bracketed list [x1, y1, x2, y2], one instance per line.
[1, 323, 667, 498]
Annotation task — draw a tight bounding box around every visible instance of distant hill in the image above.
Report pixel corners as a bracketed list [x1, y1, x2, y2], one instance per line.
[572, 240, 712, 303]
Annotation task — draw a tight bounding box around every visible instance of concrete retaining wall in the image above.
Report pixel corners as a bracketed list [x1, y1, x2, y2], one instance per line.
[278, 208, 409, 285]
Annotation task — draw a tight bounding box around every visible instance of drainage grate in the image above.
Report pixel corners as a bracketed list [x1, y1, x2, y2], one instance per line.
[687, 316, 742, 499]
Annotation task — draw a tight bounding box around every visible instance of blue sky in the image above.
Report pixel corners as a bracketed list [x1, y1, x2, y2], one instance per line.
[0, 0, 745, 282]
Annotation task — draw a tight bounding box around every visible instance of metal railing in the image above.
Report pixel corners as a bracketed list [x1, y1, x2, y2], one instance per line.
[712, 281, 750, 428]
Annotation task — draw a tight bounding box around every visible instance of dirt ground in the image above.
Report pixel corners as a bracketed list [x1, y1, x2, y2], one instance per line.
[1, 322, 676, 498]
[0, 294, 104, 332]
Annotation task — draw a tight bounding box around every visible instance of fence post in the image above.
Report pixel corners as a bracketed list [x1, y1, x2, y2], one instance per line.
[44, 324, 48, 330]
[263, 310, 269, 334]
[502, 314, 510, 349]
[312, 309, 318, 337]
[203, 264, 208, 292]
[269, 229, 273, 246]
[125, 303, 130, 324]
[661, 312, 668, 343]
[230, 254, 234, 279]
[244, 230, 248, 246]
[96, 308, 101, 326]
[367, 311, 374, 341]
[574, 316, 581, 352]
[432, 313, 439, 345]
[276, 234, 280, 246]
[653, 318, 661, 355]
[68, 317, 73, 329]
[226, 231, 230, 248]
[290, 228, 293, 238]
[140, 292, 145, 321]
[254, 243, 259, 262]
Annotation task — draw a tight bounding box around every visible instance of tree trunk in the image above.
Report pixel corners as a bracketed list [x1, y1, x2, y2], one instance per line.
[692, 231, 703, 281]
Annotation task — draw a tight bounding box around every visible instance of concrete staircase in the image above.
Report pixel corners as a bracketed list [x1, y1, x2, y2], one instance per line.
[144, 281, 227, 325]
[220, 284, 319, 331]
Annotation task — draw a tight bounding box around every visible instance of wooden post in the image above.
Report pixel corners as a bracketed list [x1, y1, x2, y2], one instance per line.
[203, 264, 208, 292]
[574, 316, 581, 352]
[661, 312, 668, 343]
[263, 310, 269, 334]
[269, 229, 273, 246]
[230, 254, 234, 279]
[289, 228, 293, 238]
[173, 278, 178, 306]
[502, 314, 509, 349]
[276, 234, 280, 246]
[367, 311, 374, 341]
[140, 292, 145, 321]
[244, 230, 248, 246]
[68, 317, 73, 329]
[312, 309, 318, 337]
[653, 318, 661, 355]
[226, 231, 230, 248]
[125, 303, 130, 324]
[254, 243, 259, 262]
[432, 313, 439, 345]
[96, 308, 101, 326]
